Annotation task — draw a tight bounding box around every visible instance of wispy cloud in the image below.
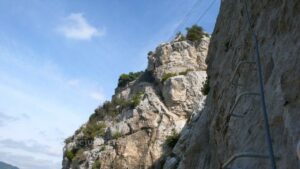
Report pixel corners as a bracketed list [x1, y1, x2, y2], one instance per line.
[67, 79, 80, 86]
[0, 112, 18, 127]
[0, 139, 60, 157]
[57, 13, 105, 40]
[90, 91, 105, 102]
[0, 151, 60, 169]
[0, 37, 106, 169]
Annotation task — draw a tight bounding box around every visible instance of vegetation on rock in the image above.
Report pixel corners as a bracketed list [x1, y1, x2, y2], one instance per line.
[92, 160, 101, 169]
[90, 92, 144, 123]
[118, 71, 143, 88]
[129, 92, 143, 108]
[165, 129, 180, 148]
[112, 132, 123, 139]
[66, 150, 76, 161]
[82, 122, 106, 141]
[72, 149, 85, 163]
[186, 25, 206, 42]
[201, 76, 210, 95]
[179, 69, 194, 76]
[162, 73, 177, 83]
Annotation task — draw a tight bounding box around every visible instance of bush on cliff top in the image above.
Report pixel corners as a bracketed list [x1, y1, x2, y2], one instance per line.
[91, 92, 144, 122]
[118, 71, 143, 88]
[186, 25, 206, 42]
[82, 122, 106, 140]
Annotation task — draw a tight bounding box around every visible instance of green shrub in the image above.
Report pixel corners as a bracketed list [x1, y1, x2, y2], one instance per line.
[118, 71, 143, 88]
[100, 146, 106, 151]
[90, 97, 128, 121]
[165, 129, 180, 148]
[201, 76, 210, 95]
[82, 122, 106, 140]
[66, 150, 76, 161]
[73, 149, 86, 163]
[186, 25, 205, 42]
[129, 92, 143, 108]
[90, 92, 144, 123]
[179, 69, 193, 76]
[162, 73, 177, 83]
[112, 132, 123, 140]
[148, 51, 154, 55]
[92, 160, 101, 169]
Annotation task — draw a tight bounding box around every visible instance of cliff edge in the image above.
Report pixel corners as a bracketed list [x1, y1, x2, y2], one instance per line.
[62, 34, 210, 169]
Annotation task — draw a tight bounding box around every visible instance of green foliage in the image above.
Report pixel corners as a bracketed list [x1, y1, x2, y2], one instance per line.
[90, 92, 144, 123]
[73, 149, 86, 163]
[179, 69, 193, 76]
[161, 73, 177, 83]
[82, 122, 106, 141]
[165, 129, 180, 148]
[186, 25, 205, 42]
[201, 76, 210, 95]
[148, 51, 154, 55]
[91, 98, 127, 121]
[66, 150, 76, 161]
[100, 146, 106, 151]
[129, 92, 143, 108]
[112, 132, 123, 140]
[92, 160, 101, 169]
[118, 71, 143, 88]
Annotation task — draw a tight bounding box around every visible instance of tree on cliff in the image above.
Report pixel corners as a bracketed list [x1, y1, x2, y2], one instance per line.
[186, 25, 205, 42]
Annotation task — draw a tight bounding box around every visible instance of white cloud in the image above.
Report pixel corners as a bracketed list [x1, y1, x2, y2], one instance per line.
[90, 91, 105, 102]
[67, 79, 79, 86]
[0, 112, 18, 127]
[0, 139, 60, 157]
[0, 39, 107, 169]
[0, 151, 60, 169]
[57, 13, 105, 40]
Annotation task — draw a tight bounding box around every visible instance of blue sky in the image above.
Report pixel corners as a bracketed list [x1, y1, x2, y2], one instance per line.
[0, 0, 220, 168]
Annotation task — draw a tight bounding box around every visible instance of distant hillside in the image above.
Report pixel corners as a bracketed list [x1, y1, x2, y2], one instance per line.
[0, 161, 19, 169]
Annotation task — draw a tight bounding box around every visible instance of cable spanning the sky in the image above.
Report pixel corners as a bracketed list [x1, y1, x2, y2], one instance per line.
[169, 0, 203, 41]
[196, 0, 218, 23]
[169, 0, 218, 41]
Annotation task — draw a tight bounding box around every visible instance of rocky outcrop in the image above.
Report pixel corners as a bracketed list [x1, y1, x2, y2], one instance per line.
[162, 0, 300, 169]
[62, 36, 210, 169]
[62, 1, 300, 168]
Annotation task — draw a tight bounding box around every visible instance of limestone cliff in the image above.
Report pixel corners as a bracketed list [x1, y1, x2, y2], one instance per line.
[62, 35, 210, 169]
[162, 0, 300, 169]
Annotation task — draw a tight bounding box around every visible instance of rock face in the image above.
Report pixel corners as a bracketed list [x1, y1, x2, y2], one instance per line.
[162, 0, 300, 169]
[62, 36, 210, 169]
[63, 0, 300, 168]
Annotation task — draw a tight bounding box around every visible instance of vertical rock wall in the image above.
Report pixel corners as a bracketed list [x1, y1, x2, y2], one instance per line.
[172, 0, 300, 169]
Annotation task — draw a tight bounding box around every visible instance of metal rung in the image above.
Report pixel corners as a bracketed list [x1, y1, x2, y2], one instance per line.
[222, 152, 280, 169]
[230, 61, 256, 85]
[229, 92, 259, 117]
